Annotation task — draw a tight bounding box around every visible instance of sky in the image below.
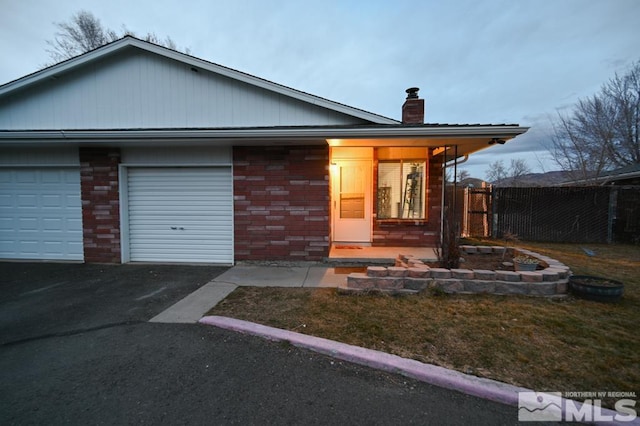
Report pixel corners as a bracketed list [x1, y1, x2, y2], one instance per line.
[1, 0, 638, 178]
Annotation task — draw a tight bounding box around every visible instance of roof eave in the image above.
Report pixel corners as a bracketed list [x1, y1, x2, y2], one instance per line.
[0, 125, 529, 144]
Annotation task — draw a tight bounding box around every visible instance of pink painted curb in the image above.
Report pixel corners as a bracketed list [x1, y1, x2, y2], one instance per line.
[200, 316, 637, 423]
[199, 315, 527, 406]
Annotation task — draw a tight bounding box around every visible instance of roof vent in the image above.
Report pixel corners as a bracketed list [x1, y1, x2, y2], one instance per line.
[405, 87, 420, 99]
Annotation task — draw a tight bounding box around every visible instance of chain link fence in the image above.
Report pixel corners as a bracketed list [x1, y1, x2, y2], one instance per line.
[458, 186, 640, 244]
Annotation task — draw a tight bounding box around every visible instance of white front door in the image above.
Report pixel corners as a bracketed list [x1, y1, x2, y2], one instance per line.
[332, 160, 372, 243]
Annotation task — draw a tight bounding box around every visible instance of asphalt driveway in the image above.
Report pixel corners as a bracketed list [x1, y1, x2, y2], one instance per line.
[0, 262, 523, 425]
[0, 262, 227, 345]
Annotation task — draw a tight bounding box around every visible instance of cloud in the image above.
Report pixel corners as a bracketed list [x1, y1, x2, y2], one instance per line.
[1, 0, 638, 180]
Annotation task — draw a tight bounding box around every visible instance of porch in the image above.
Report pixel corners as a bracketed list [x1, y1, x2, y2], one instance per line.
[328, 244, 438, 265]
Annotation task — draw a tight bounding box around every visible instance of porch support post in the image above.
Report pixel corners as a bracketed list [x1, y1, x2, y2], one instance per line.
[440, 146, 447, 245]
[440, 145, 460, 245]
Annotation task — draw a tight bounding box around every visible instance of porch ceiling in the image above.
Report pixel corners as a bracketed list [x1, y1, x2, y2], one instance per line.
[326, 135, 516, 157]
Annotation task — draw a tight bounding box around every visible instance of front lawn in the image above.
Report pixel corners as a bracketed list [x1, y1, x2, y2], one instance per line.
[208, 242, 640, 406]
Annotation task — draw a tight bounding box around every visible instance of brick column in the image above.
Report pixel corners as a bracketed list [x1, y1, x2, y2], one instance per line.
[79, 147, 121, 263]
[427, 152, 443, 235]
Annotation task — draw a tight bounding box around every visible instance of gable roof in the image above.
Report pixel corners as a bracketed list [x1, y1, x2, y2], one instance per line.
[0, 36, 529, 156]
[0, 36, 398, 125]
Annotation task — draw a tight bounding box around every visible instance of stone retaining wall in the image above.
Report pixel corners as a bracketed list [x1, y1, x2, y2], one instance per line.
[344, 246, 571, 297]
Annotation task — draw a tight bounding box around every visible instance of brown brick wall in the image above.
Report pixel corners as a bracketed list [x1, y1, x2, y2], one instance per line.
[233, 145, 330, 261]
[79, 147, 121, 263]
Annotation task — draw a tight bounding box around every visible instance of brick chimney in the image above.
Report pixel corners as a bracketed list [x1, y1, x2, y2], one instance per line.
[402, 87, 424, 124]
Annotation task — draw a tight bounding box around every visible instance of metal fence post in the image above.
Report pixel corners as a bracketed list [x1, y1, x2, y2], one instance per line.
[607, 187, 618, 244]
[492, 186, 498, 239]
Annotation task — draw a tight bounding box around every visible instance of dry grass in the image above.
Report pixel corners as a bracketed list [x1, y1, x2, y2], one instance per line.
[209, 242, 640, 405]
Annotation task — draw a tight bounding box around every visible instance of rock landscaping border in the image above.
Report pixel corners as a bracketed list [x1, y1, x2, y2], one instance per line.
[343, 246, 571, 297]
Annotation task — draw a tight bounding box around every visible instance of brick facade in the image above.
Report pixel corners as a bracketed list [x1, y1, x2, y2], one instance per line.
[75, 144, 440, 264]
[79, 147, 121, 263]
[233, 145, 330, 261]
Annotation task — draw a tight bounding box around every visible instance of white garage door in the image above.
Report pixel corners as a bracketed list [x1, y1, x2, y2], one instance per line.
[0, 168, 83, 260]
[126, 167, 233, 264]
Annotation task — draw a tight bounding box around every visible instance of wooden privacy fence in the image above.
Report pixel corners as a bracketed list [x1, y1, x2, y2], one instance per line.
[460, 187, 492, 238]
[458, 186, 640, 244]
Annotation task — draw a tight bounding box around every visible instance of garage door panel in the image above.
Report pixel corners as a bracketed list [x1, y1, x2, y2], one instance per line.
[129, 224, 231, 232]
[0, 168, 83, 260]
[15, 170, 37, 183]
[127, 167, 233, 264]
[42, 194, 63, 207]
[0, 217, 12, 229]
[18, 217, 39, 230]
[17, 240, 38, 253]
[17, 194, 37, 207]
[130, 234, 233, 245]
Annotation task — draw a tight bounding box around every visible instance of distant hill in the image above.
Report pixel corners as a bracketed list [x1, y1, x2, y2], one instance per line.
[490, 171, 571, 187]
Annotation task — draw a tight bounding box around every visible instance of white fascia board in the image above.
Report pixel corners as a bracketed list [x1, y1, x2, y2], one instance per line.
[0, 38, 132, 96]
[0, 37, 399, 125]
[0, 125, 529, 143]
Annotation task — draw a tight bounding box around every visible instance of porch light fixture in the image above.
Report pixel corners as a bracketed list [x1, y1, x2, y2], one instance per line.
[488, 138, 506, 145]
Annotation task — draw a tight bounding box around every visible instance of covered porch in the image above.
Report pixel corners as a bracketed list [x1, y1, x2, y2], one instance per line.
[328, 244, 438, 265]
[327, 126, 527, 251]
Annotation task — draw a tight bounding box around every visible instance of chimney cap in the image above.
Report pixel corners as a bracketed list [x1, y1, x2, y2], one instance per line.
[405, 87, 420, 99]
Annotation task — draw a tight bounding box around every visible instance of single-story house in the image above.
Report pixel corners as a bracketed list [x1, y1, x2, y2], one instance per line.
[0, 36, 528, 264]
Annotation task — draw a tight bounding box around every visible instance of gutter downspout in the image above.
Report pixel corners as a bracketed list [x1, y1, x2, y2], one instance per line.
[440, 148, 462, 245]
[445, 154, 469, 168]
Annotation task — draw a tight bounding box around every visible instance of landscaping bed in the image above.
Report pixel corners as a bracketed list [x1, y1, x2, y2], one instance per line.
[343, 246, 570, 297]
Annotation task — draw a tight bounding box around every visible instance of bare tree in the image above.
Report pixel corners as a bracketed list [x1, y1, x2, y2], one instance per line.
[551, 61, 640, 182]
[46, 10, 188, 65]
[485, 160, 508, 183]
[485, 158, 530, 186]
[457, 170, 470, 182]
[46, 11, 118, 63]
[604, 62, 640, 166]
[509, 158, 531, 186]
[120, 27, 187, 54]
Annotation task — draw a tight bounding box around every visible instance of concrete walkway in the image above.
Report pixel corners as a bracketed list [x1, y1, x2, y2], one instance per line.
[150, 265, 349, 323]
[151, 248, 438, 323]
[329, 245, 438, 264]
[213, 265, 350, 288]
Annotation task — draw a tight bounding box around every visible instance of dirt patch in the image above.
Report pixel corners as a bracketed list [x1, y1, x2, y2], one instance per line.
[333, 266, 368, 275]
[425, 253, 517, 271]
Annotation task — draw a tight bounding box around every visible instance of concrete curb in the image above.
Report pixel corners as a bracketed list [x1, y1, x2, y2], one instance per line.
[199, 315, 526, 405]
[200, 315, 637, 424]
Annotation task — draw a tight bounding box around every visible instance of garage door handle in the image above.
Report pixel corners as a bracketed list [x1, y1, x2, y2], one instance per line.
[170, 227, 177, 230]
[170, 227, 185, 230]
